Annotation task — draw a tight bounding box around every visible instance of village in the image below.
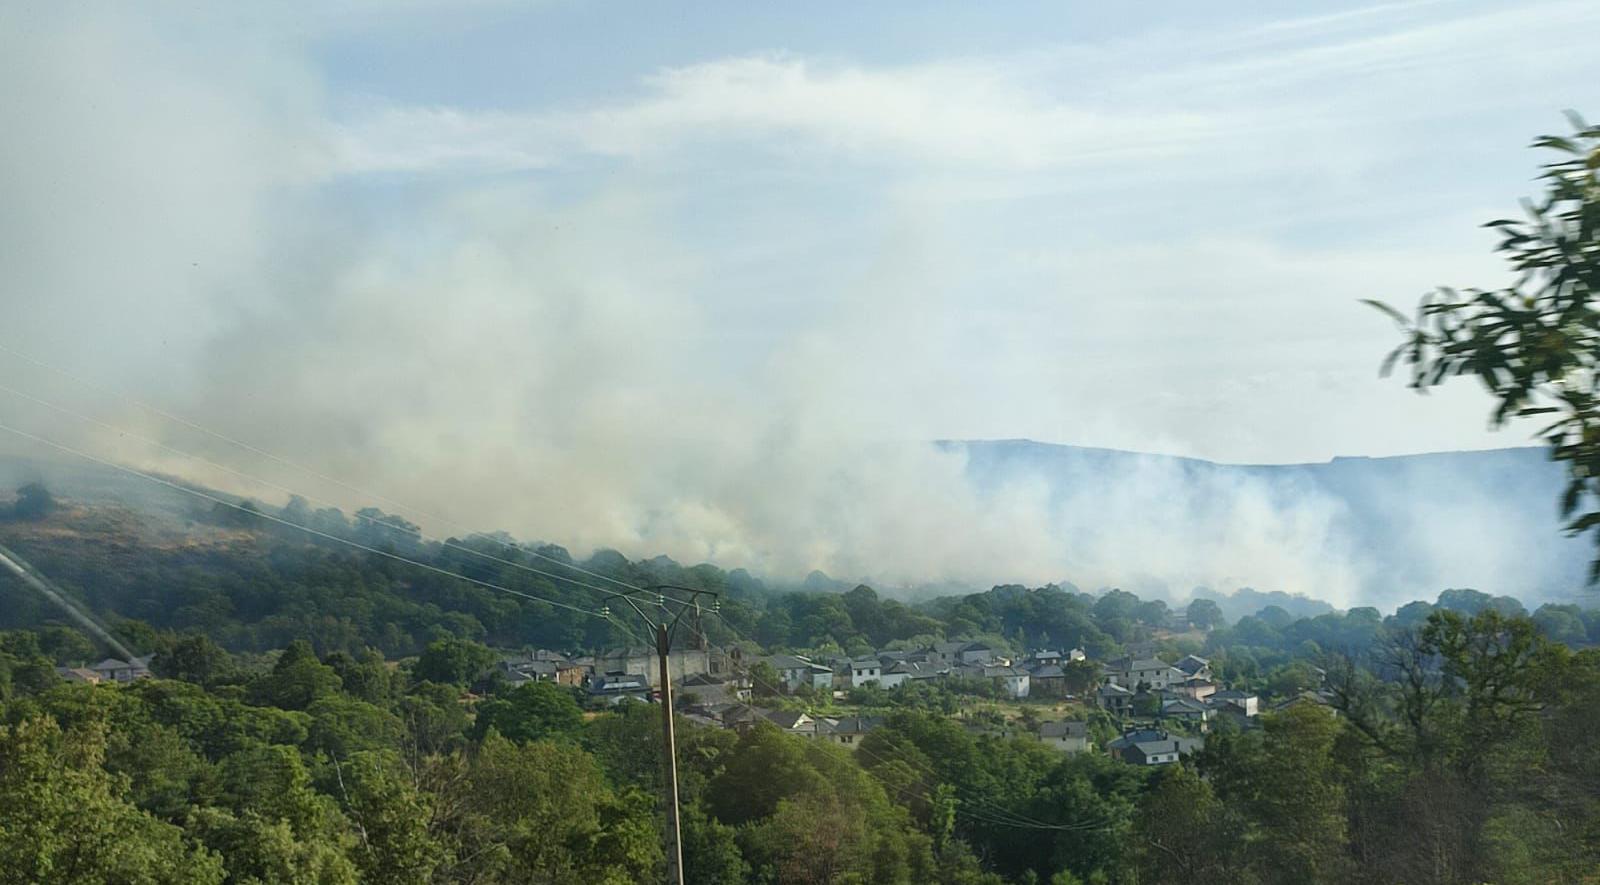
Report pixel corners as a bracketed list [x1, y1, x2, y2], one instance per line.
[490, 638, 1333, 767]
[51, 627, 1337, 769]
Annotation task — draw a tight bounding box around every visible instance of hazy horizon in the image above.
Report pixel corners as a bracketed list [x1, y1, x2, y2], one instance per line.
[4, 1, 1597, 608]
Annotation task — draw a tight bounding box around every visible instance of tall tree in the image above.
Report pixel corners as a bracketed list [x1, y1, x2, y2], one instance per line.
[0, 716, 225, 884]
[1371, 113, 1600, 577]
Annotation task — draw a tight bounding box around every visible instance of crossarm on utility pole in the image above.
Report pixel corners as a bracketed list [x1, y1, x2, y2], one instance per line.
[604, 584, 715, 885]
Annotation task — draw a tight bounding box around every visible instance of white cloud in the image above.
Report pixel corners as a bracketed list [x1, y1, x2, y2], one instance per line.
[330, 0, 1600, 182]
[331, 54, 1226, 175]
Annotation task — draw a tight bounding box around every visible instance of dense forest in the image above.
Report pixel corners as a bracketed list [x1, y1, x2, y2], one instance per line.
[0, 487, 1598, 883]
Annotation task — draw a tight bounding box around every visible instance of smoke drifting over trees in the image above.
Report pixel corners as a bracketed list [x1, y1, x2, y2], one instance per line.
[2, 3, 1591, 611]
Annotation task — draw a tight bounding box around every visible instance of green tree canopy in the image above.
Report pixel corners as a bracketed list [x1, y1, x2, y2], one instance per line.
[1372, 113, 1600, 578]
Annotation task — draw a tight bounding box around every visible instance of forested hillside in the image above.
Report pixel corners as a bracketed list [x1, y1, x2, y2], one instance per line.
[1, 484, 1599, 883]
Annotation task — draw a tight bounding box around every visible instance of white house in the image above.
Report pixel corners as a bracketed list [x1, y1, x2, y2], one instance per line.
[1095, 682, 1135, 716]
[1107, 729, 1201, 766]
[1160, 696, 1212, 726]
[1038, 720, 1090, 753]
[805, 661, 834, 690]
[878, 660, 936, 690]
[763, 709, 816, 737]
[848, 659, 883, 688]
[1173, 655, 1212, 681]
[816, 715, 882, 749]
[588, 671, 650, 705]
[90, 657, 150, 683]
[595, 645, 727, 686]
[765, 654, 832, 693]
[1209, 689, 1259, 717]
[959, 642, 998, 665]
[1103, 656, 1182, 690]
[983, 665, 1030, 699]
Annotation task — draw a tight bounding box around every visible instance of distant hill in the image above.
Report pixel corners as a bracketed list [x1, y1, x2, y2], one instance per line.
[0, 454, 214, 526]
[944, 440, 1587, 609]
[1, 442, 1589, 611]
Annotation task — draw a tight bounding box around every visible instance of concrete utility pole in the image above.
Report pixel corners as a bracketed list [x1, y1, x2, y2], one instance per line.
[603, 585, 718, 885]
[654, 621, 683, 884]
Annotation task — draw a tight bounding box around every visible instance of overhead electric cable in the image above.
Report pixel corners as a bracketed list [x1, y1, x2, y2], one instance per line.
[0, 379, 675, 617]
[0, 345, 1108, 832]
[0, 420, 621, 625]
[0, 340, 651, 597]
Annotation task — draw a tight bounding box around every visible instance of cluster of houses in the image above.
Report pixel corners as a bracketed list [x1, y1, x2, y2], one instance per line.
[55, 656, 152, 684]
[1106, 728, 1203, 765]
[685, 705, 888, 748]
[495, 644, 742, 703]
[496, 648, 590, 688]
[758, 641, 1076, 700]
[1093, 654, 1259, 731]
[54, 643, 1219, 768]
[54, 638, 1289, 772]
[46, 632, 1311, 776]
[488, 642, 1312, 769]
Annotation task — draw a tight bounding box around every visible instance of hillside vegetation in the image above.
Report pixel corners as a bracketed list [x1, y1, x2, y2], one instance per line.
[0, 488, 1598, 883]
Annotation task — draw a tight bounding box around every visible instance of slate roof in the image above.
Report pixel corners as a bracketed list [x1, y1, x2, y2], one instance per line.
[681, 672, 732, 687]
[817, 715, 883, 736]
[1039, 720, 1088, 739]
[1161, 697, 1210, 715]
[764, 710, 813, 730]
[1108, 729, 1200, 759]
[1106, 656, 1170, 673]
[590, 672, 648, 693]
[718, 704, 767, 724]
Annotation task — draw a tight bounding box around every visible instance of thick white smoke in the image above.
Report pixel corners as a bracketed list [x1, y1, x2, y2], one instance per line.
[0, 3, 1586, 612]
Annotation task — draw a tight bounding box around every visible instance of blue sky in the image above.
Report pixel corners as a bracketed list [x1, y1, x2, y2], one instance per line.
[4, 0, 1599, 592]
[298, 0, 1599, 459]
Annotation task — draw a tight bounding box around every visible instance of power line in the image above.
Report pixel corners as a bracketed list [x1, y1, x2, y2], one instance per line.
[0, 542, 138, 661]
[0, 344, 714, 642]
[0, 416, 1095, 833]
[0, 379, 674, 618]
[0, 345, 1108, 833]
[0, 420, 619, 625]
[0, 340, 650, 598]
